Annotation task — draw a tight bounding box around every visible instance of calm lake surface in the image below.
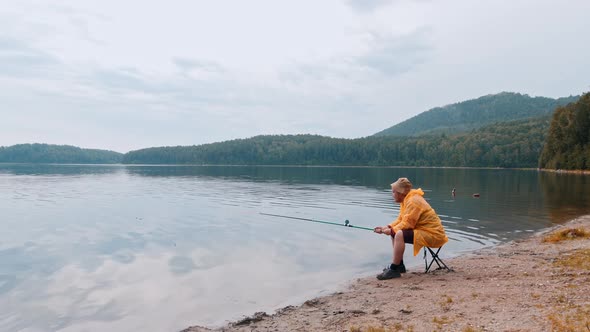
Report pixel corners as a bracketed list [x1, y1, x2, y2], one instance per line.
[1, 164, 589, 331]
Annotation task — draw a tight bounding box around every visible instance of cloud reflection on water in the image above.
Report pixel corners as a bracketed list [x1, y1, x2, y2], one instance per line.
[3, 242, 374, 331]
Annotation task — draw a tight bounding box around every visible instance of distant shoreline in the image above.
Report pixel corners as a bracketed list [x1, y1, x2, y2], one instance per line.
[3, 162, 590, 173]
[538, 168, 590, 175]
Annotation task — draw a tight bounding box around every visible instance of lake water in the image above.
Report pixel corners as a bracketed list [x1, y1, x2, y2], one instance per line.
[1, 164, 589, 331]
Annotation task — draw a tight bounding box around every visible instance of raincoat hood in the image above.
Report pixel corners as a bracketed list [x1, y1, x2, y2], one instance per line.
[403, 188, 424, 201]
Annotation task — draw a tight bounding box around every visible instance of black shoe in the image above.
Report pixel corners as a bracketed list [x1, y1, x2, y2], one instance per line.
[383, 262, 406, 273]
[398, 262, 407, 273]
[377, 267, 401, 280]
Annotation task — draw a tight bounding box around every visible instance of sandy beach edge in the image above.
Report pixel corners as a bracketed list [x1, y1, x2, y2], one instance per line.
[183, 215, 590, 332]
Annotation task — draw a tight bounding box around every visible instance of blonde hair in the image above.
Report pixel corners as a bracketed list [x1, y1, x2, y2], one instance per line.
[391, 177, 412, 194]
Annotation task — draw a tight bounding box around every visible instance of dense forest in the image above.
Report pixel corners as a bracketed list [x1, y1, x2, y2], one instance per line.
[123, 116, 551, 167]
[539, 93, 590, 170]
[373, 92, 579, 137]
[0, 144, 123, 164]
[4, 92, 586, 169]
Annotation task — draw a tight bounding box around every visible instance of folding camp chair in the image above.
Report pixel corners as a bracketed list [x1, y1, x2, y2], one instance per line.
[423, 246, 452, 273]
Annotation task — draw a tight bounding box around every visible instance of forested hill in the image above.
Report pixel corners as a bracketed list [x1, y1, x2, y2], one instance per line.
[0, 144, 123, 164]
[123, 116, 551, 168]
[6, 92, 582, 168]
[539, 92, 590, 170]
[373, 92, 579, 137]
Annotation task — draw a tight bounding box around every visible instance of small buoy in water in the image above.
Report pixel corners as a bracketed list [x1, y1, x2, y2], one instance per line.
[472, 193, 480, 198]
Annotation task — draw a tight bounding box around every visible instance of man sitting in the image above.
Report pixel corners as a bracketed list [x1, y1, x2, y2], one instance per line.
[374, 177, 448, 279]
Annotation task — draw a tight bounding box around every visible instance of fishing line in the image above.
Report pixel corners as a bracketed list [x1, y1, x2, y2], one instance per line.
[259, 212, 373, 231]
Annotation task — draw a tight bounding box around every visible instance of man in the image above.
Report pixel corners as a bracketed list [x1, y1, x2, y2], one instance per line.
[374, 177, 448, 280]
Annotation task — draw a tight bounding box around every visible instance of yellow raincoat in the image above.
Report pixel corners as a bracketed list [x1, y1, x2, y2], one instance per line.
[389, 188, 448, 256]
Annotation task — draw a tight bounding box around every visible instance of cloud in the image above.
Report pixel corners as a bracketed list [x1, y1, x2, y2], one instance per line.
[1, 0, 589, 152]
[172, 58, 224, 74]
[47, 3, 110, 45]
[83, 65, 264, 111]
[277, 59, 353, 86]
[278, 27, 432, 87]
[89, 67, 176, 94]
[345, 0, 394, 12]
[0, 23, 432, 152]
[345, 0, 433, 12]
[0, 37, 60, 77]
[355, 27, 432, 76]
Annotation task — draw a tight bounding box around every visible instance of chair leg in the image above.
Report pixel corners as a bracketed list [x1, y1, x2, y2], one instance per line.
[424, 247, 438, 272]
[424, 247, 452, 273]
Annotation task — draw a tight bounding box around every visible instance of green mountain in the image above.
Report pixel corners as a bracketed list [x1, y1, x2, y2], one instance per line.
[539, 92, 590, 170]
[122, 135, 339, 165]
[0, 143, 123, 164]
[5, 92, 580, 168]
[123, 115, 551, 168]
[373, 92, 579, 137]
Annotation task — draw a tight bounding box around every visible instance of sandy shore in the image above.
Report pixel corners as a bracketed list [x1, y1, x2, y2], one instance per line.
[183, 216, 590, 332]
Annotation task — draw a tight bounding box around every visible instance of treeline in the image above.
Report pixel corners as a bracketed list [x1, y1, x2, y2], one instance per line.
[539, 93, 590, 170]
[374, 92, 578, 137]
[123, 116, 551, 168]
[6, 92, 587, 169]
[0, 144, 123, 164]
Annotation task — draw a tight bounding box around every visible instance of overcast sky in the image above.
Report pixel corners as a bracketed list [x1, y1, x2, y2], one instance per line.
[1, 0, 589, 152]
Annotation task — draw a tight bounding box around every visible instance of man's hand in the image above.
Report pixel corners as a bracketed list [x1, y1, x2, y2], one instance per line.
[374, 226, 392, 235]
[382, 226, 392, 236]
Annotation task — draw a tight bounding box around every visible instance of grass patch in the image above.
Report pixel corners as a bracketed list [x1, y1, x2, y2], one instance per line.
[432, 316, 453, 331]
[546, 304, 590, 332]
[542, 227, 590, 243]
[553, 249, 590, 271]
[462, 326, 484, 332]
[439, 295, 454, 312]
[432, 316, 452, 325]
[350, 325, 414, 332]
[556, 294, 568, 304]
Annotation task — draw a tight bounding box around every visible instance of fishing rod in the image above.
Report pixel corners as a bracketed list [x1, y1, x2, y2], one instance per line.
[259, 212, 373, 231]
